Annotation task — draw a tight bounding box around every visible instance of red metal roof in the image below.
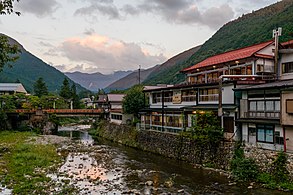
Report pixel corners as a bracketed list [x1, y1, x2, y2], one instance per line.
[281, 40, 293, 48]
[182, 40, 274, 73]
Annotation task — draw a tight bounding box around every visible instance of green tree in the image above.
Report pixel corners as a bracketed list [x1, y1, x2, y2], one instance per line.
[59, 78, 71, 100]
[122, 84, 145, 118]
[33, 77, 48, 97]
[71, 83, 81, 109]
[0, 34, 20, 72]
[0, 0, 21, 15]
[0, 0, 21, 72]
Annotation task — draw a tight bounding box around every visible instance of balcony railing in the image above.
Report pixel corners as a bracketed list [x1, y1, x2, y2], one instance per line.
[244, 111, 280, 119]
[182, 95, 196, 102]
[199, 94, 219, 102]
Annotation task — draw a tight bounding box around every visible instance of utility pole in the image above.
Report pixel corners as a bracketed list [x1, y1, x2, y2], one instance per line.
[273, 27, 282, 80]
[138, 65, 141, 85]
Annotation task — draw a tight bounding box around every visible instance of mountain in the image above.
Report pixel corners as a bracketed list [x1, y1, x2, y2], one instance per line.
[0, 34, 88, 94]
[106, 45, 201, 90]
[65, 71, 132, 91]
[144, 0, 293, 85]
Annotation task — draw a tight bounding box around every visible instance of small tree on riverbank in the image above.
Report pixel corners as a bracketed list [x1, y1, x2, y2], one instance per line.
[122, 84, 145, 118]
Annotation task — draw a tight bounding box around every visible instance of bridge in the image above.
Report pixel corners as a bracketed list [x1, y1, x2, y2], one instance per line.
[6, 109, 103, 117]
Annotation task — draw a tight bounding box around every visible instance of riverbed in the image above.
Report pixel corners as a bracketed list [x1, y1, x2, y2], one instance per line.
[46, 126, 289, 195]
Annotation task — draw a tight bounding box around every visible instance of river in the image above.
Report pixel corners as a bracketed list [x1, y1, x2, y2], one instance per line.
[51, 126, 288, 194]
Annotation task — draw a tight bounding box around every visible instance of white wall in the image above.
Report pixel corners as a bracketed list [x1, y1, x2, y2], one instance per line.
[222, 85, 234, 104]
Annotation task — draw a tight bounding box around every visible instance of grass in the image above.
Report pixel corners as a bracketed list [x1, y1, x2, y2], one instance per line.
[0, 131, 62, 194]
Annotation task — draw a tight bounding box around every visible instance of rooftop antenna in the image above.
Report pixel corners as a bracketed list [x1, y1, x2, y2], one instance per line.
[273, 27, 282, 79]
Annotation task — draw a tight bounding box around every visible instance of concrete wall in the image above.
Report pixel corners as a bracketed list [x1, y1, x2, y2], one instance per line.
[281, 91, 293, 126]
[222, 84, 234, 104]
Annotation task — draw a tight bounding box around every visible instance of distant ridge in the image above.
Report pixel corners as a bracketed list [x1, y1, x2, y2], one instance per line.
[106, 45, 201, 90]
[65, 71, 132, 92]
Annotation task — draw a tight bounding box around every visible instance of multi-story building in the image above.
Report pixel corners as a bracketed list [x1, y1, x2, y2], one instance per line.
[141, 40, 293, 143]
[235, 40, 293, 151]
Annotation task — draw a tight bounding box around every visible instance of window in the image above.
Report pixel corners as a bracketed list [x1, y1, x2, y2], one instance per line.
[152, 93, 161, 103]
[111, 114, 122, 120]
[248, 127, 256, 136]
[282, 62, 293, 73]
[249, 100, 280, 112]
[257, 64, 264, 72]
[164, 91, 173, 102]
[199, 88, 218, 102]
[182, 89, 196, 102]
[257, 125, 274, 143]
[275, 131, 284, 145]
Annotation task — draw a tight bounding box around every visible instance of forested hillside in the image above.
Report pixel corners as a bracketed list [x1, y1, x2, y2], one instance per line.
[144, 0, 293, 85]
[0, 35, 88, 94]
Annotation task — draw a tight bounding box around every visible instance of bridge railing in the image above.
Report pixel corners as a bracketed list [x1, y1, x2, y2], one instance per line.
[6, 109, 103, 114]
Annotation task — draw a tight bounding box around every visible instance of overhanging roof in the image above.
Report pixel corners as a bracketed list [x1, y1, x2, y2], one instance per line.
[234, 79, 293, 91]
[182, 40, 274, 73]
[181, 104, 237, 111]
[236, 118, 280, 125]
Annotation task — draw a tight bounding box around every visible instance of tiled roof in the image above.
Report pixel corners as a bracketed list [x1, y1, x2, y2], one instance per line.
[182, 40, 274, 73]
[281, 40, 293, 47]
[107, 94, 125, 102]
[0, 83, 27, 93]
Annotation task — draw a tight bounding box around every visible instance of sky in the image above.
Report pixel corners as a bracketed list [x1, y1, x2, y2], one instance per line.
[0, 0, 279, 74]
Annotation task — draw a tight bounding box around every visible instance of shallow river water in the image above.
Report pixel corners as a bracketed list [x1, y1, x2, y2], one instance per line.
[51, 127, 289, 195]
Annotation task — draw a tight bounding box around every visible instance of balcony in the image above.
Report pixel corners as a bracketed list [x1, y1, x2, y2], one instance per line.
[244, 111, 280, 119]
[199, 94, 219, 102]
[182, 95, 197, 102]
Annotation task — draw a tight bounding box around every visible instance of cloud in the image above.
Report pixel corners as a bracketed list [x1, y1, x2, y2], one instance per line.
[60, 34, 167, 73]
[83, 28, 95, 35]
[16, 0, 59, 17]
[74, 0, 121, 20]
[137, 0, 234, 29]
[201, 4, 234, 28]
[74, 0, 234, 29]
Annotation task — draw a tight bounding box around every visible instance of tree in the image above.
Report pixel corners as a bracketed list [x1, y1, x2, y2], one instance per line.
[0, 0, 21, 72]
[59, 78, 71, 100]
[122, 85, 145, 118]
[0, 34, 20, 72]
[0, 0, 21, 15]
[71, 83, 81, 109]
[33, 77, 48, 97]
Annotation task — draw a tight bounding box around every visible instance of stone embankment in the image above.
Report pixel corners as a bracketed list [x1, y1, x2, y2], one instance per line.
[96, 122, 234, 170]
[244, 145, 293, 178]
[97, 121, 293, 176]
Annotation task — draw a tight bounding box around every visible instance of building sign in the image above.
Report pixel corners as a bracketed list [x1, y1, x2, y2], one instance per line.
[286, 99, 293, 114]
[172, 90, 181, 104]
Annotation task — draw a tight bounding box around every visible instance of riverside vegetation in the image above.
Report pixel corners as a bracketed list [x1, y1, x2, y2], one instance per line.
[231, 142, 293, 191]
[0, 131, 62, 194]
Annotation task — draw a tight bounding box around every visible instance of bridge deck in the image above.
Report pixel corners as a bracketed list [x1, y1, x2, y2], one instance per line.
[6, 109, 103, 115]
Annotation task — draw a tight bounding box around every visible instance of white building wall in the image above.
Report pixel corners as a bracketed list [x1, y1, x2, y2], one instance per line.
[222, 85, 234, 104]
[257, 44, 274, 55]
[280, 53, 293, 80]
[242, 123, 249, 142]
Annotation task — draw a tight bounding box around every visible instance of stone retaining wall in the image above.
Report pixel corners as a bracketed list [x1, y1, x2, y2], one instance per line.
[137, 130, 234, 170]
[244, 144, 293, 178]
[99, 122, 235, 170]
[99, 122, 293, 176]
